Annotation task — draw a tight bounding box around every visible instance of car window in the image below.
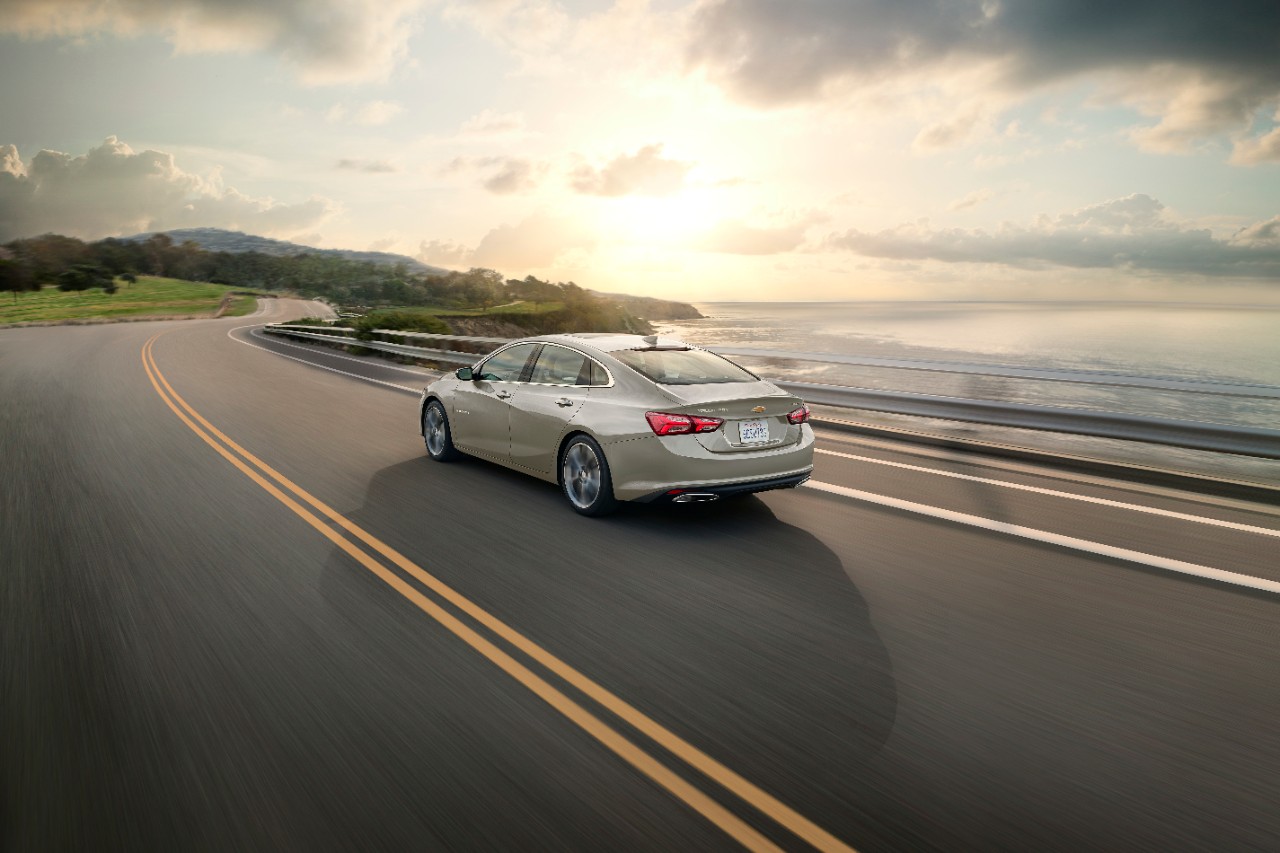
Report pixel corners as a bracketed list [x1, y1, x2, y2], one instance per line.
[530, 346, 589, 385]
[612, 348, 756, 385]
[478, 343, 537, 382]
[583, 359, 609, 387]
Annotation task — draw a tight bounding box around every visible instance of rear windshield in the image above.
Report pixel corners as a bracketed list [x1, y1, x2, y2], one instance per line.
[612, 348, 756, 385]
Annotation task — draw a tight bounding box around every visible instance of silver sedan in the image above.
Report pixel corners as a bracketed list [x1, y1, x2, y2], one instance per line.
[420, 334, 814, 516]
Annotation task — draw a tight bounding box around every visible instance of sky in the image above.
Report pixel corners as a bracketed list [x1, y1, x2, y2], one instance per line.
[2, 0, 1279, 302]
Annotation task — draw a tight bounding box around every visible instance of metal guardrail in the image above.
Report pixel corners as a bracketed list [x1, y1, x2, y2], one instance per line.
[266, 324, 506, 355]
[264, 326, 481, 364]
[780, 381, 1280, 460]
[262, 324, 1280, 460]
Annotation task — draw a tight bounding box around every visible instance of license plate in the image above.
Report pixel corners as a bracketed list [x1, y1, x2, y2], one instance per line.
[737, 419, 770, 444]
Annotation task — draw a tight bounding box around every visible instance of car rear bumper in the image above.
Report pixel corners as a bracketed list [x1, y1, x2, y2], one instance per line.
[632, 470, 813, 503]
[606, 424, 815, 502]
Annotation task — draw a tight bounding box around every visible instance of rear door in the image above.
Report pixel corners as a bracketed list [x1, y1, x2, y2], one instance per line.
[450, 343, 539, 459]
[508, 344, 594, 474]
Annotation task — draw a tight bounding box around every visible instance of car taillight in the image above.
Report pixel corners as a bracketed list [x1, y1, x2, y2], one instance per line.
[646, 412, 723, 435]
[787, 404, 810, 425]
[692, 415, 724, 433]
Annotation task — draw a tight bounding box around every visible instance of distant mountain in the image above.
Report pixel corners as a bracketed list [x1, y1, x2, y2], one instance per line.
[127, 228, 447, 275]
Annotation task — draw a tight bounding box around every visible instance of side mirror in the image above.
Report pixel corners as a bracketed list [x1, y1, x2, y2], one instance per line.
[455, 367, 474, 380]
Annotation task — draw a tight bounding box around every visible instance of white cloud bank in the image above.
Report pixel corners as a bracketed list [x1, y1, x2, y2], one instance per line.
[826, 194, 1280, 279]
[0, 137, 336, 242]
[0, 0, 426, 84]
[687, 0, 1280, 161]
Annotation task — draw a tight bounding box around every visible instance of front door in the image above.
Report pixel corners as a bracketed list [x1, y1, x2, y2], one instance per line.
[449, 343, 538, 460]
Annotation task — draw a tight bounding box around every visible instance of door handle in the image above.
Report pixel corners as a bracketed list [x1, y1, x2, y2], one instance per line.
[555, 397, 573, 407]
[496, 390, 512, 400]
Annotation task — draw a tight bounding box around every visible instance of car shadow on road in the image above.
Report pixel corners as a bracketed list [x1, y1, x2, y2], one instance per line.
[319, 454, 898, 829]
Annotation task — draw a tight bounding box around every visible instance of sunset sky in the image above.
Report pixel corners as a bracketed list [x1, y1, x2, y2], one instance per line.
[2, 0, 1279, 301]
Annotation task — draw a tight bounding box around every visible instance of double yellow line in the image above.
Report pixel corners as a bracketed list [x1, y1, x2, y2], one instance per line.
[142, 333, 856, 853]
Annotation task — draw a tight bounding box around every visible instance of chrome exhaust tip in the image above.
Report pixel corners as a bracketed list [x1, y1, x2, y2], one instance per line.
[672, 493, 720, 503]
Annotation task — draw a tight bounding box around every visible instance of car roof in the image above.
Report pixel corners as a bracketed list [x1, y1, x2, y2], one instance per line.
[530, 333, 692, 354]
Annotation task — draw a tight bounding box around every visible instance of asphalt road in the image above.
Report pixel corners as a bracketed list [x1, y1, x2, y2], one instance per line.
[4, 302, 1279, 852]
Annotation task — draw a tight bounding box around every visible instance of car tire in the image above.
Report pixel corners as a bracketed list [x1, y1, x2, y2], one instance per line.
[560, 435, 618, 517]
[422, 399, 461, 462]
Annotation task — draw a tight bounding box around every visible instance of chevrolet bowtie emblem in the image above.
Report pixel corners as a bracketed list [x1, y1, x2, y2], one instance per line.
[752, 406, 766, 413]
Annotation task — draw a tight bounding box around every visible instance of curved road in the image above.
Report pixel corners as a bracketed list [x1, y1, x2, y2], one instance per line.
[3, 303, 1279, 851]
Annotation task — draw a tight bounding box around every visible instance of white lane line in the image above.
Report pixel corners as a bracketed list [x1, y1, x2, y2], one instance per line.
[226, 324, 421, 394]
[816, 448, 1280, 538]
[803, 480, 1280, 596]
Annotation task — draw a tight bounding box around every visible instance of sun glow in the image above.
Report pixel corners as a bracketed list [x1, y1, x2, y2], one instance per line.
[599, 190, 729, 248]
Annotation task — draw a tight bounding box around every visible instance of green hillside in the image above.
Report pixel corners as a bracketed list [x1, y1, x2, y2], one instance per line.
[0, 276, 258, 325]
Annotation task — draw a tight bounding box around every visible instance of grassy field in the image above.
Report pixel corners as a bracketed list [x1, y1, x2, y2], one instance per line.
[0, 276, 260, 325]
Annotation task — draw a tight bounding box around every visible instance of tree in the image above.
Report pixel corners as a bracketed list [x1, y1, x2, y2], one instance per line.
[144, 233, 173, 275]
[0, 252, 35, 303]
[57, 264, 112, 292]
[7, 234, 90, 284]
[91, 237, 145, 276]
[169, 240, 208, 281]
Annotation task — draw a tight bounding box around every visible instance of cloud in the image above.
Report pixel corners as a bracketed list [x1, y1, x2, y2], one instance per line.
[0, 0, 426, 84]
[444, 156, 544, 194]
[336, 158, 397, 173]
[471, 212, 596, 271]
[1116, 70, 1278, 155]
[459, 109, 526, 135]
[483, 160, 541, 195]
[570, 144, 693, 197]
[914, 111, 991, 152]
[1229, 215, 1280, 247]
[695, 218, 813, 255]
[0, 137, 335, 242]
[417, 238, 472, 267]
[949, 189, 995, 211]
[440, 0, 571, 61]
[825, 194, 1280, 279]
[1055, 193, 1168, 230]
[417, 213, 593, 272]
[1231, 113, 1280, 164]
[686, 0, 1280, 156]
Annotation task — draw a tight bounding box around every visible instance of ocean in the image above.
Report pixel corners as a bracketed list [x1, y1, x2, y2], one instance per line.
[654, 302, 1280, 430]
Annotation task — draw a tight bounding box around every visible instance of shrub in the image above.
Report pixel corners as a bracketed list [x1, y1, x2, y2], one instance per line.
[352, 310, 450, 338]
